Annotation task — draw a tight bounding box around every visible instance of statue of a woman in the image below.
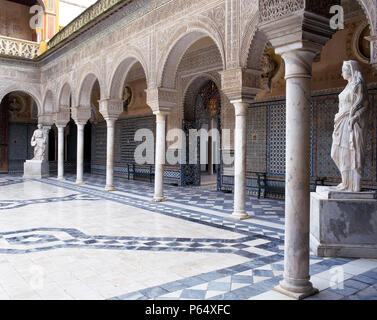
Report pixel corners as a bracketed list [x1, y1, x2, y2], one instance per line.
[31, 124, 47, 161]
[331, 60, 369, 192]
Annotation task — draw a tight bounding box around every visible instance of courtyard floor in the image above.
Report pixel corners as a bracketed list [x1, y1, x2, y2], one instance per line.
[0, 174, 376, 300]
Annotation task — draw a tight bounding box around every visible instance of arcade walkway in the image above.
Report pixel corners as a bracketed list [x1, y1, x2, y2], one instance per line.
[0, 174, 376, 300]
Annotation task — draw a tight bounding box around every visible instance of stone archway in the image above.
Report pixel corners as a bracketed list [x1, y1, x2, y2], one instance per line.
[182, 78, 221, 187]
[0, 100, 9, 173]
[0, 91, 38, 174]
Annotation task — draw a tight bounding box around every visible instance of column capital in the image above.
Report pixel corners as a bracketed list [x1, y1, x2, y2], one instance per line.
[99, 99, 123, 120]
[233, 101, 249, 117]
[258, 3, 336, 57]
[71, 106, 91, 124]
[38, 114, 54, 126]
[153, 110, 170, 117]
[59, 104, 70, 111]
[53, 110, 70, 127]
[280, 49, 318, 80]
[220, 68, 261, 103]
[75, 121, 87, 127]
[146, 87, 177, 113]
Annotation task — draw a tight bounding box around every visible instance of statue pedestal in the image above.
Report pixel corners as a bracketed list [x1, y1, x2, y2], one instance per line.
[310, 186, 377, 259]
[23, 160, 49, 179]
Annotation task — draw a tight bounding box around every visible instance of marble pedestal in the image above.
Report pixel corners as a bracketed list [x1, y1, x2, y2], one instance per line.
[23, 160, 49, 179]
[310, 186, 377, 259]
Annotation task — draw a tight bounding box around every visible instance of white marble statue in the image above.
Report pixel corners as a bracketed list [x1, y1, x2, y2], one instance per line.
[31, 124, 48, 161]
[331, 60, 370, 192]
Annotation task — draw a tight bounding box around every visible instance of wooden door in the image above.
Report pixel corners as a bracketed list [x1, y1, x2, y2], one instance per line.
[0, 104, 8, 173]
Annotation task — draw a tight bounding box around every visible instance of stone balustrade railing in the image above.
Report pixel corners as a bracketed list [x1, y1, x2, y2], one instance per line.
[0, 36, 39, 59]
[47, 0, 129, 50]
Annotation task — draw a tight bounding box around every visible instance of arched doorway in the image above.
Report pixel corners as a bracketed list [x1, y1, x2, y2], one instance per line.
[0, 92, 38, 174]
[0, 100, 9, 173]
[182, 80, 221, 186]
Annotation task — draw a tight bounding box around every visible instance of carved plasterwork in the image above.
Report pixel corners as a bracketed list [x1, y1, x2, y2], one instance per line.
[259, 0, 305, 23]
[203, 4, 226, 41]
[221, 68, 261, 102]
[353, 21, 371, 64]
[146, 87, 178, 112]
[71, 106, 91, 123]
[99, 99, 123, 119]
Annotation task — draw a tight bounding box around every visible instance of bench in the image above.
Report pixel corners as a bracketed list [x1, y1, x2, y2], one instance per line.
[246, 171, 267, 199]
[264, 178, 285, 198]
[264, 176, 328, 198]
[130, 164, 154, 182]
[221, 172, 267, 199]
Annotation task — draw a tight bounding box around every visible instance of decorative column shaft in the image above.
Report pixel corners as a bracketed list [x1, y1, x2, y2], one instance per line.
[71, 107, 91, 186]
[54, 109, 70, 181]
[258, 0, 335, 299]
[208, 118, 215, 176]
[153, 111, 168, 202]
[76, 122, 86, 185]
[57, 125, 65, 180]
[232, 102, 249, 220]
[99, 99, 123, 192]
[105, 118, 116, 191]
[42, 126, 51, 162]
[275, 49, 318, 299]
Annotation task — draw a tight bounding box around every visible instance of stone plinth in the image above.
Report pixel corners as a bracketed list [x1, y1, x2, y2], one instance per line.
[310, 186, 377, 259]
[23, 160, 49, 179]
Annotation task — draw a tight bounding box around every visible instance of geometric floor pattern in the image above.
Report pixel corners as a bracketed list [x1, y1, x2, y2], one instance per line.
[0, 173, 376, 300]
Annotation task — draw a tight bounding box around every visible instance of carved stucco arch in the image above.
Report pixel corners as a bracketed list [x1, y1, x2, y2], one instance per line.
[107, 46, 149, 100]
[357, 0, 377, 35]
[182, 72, 222, 111]
[157, 17, 226, 89]
[58, 82, 72, 109]
[0, 84, 42, 116]
[243, 0, 377, 73]
[76, 65, 104, 108]
[240, 13, 265, 69]
[42, 89, 55, 114]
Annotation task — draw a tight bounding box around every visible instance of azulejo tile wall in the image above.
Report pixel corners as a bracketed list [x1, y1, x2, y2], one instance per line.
[267, 102, 286, 177]
[246, 89, 377, 189]
[247, 106, 267, 173]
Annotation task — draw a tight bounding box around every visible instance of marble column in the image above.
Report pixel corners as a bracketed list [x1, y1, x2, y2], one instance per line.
[57, 125, 65, 180]
[105, 118, 116, 191]
[153, 111, 168, 202]
[275, 49, 318, 299]
[42, 126, 51, 162]
[208, 118, 214, 176]
[232, 102, 249, 220]
[75, 122, 86, 185]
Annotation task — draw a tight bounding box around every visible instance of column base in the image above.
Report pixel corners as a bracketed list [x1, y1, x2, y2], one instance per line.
[274, 280, 318, 300]
[76, 180, 84, 186]
[231, 211, 250, 220]
[105, 185, 116, 192]
[57, 177, 65, 181]
[152, 196, 166, 202]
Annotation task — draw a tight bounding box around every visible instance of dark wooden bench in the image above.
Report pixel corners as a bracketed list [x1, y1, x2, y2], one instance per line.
[265, 176, 328, 198]
[130, 164, 154, 182]
[264, 178, 285, 198]
[246, 171, 267, 199]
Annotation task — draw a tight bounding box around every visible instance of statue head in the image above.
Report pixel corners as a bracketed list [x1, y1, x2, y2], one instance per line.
[342, 60, 363, 85]
[37, 124, 43, 130]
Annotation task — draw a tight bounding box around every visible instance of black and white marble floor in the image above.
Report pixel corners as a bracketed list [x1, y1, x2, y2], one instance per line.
[0, 174, 376, 300]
